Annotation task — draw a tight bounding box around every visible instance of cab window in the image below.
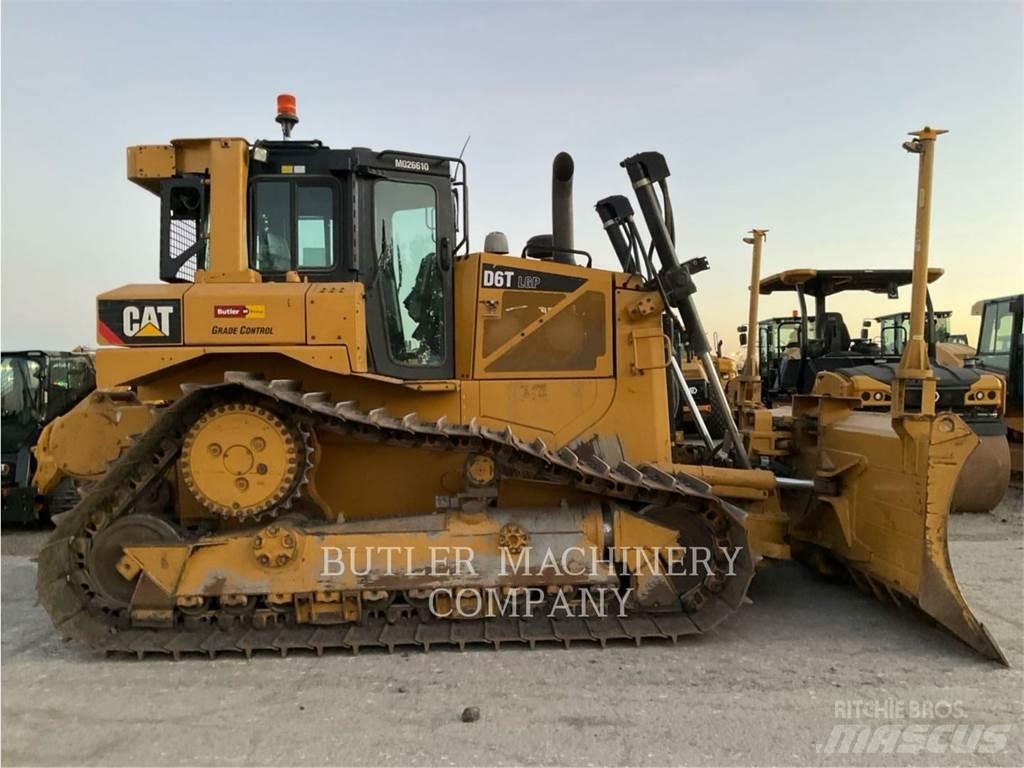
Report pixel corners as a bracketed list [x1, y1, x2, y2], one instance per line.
[880, 322, 901, 355]
[778, 322, 801, 349]
[1, 357, 23, 417]
[979, 300, 1014, 359]
[758, 324, 774, 365]
[297, 187, 333, 268]
[251, 180, 336, 272]
[1, 357, 41, 422]
[373, 180, 442, 367]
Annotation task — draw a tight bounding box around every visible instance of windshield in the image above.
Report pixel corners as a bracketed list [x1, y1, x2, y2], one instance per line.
[777, 321, 801, 350]
[879, 318, 906, 355]
[880, 315, 953, 354]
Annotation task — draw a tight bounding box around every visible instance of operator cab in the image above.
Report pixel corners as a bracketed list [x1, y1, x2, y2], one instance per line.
[247, 143, 461, 378]
[155, 115, 467, 380]
[1, 351, 94, 429]
[2, 351, 95, 517]
[874, 310, 955, 356]
[973, 294, 1023, 405]
[752, 316, 808, 394]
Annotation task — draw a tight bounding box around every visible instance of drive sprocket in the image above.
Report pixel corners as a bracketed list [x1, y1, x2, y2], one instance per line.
[180, 402, 309, 521]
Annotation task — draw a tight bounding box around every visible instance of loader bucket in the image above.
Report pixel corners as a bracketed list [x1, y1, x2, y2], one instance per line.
[789, 408, 1008, 665]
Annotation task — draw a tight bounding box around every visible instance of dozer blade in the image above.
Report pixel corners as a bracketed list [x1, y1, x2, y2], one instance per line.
[789, 409, 1008, 665]
[918, 498, 1007, 664]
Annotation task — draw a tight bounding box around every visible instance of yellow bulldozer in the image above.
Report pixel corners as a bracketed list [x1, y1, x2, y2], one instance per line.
[34, 103, 1008, 664]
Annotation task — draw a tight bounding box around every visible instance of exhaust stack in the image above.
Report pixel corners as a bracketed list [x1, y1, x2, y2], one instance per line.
[552, 152, 575, 265]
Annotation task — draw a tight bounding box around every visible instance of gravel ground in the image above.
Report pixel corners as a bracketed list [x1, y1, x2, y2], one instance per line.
[2, 491, 1021, 767]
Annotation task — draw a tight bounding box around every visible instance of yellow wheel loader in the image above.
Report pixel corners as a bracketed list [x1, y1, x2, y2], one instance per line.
[35, 104, 1007, 663]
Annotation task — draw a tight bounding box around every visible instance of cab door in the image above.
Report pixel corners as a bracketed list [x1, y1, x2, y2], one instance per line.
[360, 172, 455, 380]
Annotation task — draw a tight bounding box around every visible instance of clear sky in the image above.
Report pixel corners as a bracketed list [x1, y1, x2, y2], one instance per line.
[2, 0, 1021, 356]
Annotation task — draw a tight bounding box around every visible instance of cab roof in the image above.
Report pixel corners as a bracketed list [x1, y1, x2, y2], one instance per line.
[757, 315, 806, 326]
[1, 349, 92, 358]
[874, 310, 952, 321]
[971, 294, 1024, 316]
[758, 268, 944, 296]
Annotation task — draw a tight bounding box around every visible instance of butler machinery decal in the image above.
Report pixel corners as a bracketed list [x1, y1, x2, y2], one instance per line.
[213, 304, 266, 319]
[97, 299, 182, 345]
[480, 264, 586, 293]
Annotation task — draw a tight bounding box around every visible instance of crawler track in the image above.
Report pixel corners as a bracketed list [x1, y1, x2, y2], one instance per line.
[37, 372, 754, 658]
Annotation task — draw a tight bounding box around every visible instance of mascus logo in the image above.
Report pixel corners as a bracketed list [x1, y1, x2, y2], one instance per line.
[214, 304, 266, 319]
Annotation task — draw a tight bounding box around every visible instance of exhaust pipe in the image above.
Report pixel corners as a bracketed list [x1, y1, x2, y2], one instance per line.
[552, 152, 575, 265]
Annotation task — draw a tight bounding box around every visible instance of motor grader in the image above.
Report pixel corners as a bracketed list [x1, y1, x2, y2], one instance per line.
[35, 102, 1007, 663]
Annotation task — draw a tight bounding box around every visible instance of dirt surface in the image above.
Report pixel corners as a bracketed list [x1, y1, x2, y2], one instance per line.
[2, 492, 1022, 767]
